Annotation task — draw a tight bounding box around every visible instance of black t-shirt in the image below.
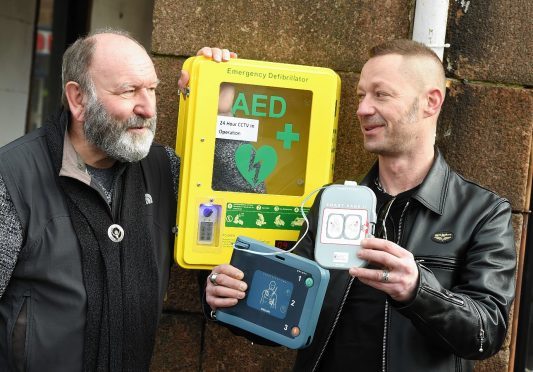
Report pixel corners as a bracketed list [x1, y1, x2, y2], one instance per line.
[317, 180, 418, 371]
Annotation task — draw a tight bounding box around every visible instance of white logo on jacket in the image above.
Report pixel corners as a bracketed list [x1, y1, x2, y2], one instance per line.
[145, 193, 153, 205]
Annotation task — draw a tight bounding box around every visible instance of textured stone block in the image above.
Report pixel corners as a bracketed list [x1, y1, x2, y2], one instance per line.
[153, 56, 184, 148]
[475, 348, 510, 372]
[445, 0, 533, 85]
[152, 0, 411, 71]
[163, 265, 205, 313]
[437, 81, 533, 211]
[153, 56, 209, 314]
[151, 313, 203, 371]
[201, 321, 296, 371]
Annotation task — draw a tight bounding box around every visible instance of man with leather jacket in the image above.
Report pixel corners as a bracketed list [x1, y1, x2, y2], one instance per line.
[204, 39, 516, 371]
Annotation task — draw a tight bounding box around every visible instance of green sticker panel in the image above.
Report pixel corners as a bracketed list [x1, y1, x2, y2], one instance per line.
[225, 203, 309, 230]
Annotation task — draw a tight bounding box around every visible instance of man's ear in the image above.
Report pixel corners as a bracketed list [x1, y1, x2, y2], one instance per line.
[64, 82, 86, 121]
[423, 87, 444, 118]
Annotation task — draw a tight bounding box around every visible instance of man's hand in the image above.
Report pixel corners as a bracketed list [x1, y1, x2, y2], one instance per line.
[196, 47, 237, 62]
[178, 47, 237, 93]
[206, 264, 247, 311]
[349, 238, 419, 302]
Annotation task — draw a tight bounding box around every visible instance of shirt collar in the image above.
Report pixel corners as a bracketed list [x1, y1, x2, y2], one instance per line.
[58, 128, 91, 186]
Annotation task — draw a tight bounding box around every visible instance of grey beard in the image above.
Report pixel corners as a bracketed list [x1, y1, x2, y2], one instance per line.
[83, 97, 157, 162]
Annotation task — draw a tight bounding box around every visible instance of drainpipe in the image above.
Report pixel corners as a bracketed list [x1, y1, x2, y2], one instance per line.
[412, 0, 450, 61]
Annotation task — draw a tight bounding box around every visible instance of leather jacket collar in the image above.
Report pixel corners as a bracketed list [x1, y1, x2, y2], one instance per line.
[361, 148, 448, 215]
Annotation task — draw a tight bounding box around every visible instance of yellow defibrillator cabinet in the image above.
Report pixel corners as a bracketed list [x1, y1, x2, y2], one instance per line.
[175, 57, 340, 269]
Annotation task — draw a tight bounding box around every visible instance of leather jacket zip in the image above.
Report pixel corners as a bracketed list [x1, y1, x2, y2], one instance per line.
[379, 200, 410, 372]
[381, 299, 390, 372]
[418, 284, 465, 306]
[311, 277, 355, 372]
[465, 295, 486, 352]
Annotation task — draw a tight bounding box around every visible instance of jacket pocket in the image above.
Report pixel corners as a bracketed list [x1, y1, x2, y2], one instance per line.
[416, 255, 466, 306]
[416, 255, 464, 289]
[415, 255, 462, 271]
[8, 290, 32, 372]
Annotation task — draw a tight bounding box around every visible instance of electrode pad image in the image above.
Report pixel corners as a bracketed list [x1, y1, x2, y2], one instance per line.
[315, 183, 377, 269]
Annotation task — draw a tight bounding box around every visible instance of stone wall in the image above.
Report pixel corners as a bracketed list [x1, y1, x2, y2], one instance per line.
[149, 0, 533, 370]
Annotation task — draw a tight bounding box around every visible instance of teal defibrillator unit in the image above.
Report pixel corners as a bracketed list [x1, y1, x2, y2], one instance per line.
[215, 236, 330, 349]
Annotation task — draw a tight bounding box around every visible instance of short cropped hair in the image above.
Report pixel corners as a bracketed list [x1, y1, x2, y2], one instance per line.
[369, 39, 441, 63]
[61, 28, 145, 109]
[369, 39, 446, 93]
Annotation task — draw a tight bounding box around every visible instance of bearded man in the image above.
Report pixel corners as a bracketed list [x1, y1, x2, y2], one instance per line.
[0, 29, 229, 371]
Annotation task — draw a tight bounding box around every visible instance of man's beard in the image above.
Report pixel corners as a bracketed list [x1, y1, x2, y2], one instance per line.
[83, 95, 157, 162]
[361, 98, 419, 156]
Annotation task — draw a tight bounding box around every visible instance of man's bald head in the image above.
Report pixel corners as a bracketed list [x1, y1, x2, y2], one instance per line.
[61, 29, 148, 109]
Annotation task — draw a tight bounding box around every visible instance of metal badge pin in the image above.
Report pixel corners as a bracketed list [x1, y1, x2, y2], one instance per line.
[108, 224, 125, 243]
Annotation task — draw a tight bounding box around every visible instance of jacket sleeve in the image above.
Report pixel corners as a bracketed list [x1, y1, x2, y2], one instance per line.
[0, 173, 24, 299]
[394, 199, 516, 359]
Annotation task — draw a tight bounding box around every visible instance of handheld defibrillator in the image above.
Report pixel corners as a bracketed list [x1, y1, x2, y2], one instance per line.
[215, 236, 329, 349]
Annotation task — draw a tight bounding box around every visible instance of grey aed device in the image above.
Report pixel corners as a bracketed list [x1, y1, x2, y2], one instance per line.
[215, 236, 330, 349]
[315, 182, 377, 269]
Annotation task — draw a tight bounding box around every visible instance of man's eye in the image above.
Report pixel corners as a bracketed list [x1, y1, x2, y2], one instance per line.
[376, 91, 388, 98]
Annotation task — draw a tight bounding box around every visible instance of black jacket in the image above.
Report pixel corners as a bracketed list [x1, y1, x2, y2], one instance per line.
[0, 111, 177, 371]
[293, 150, 516, 372]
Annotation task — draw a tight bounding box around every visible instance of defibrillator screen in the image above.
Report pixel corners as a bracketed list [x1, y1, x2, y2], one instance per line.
[212, 82, 312, 196]
[246, 270, 294, 320]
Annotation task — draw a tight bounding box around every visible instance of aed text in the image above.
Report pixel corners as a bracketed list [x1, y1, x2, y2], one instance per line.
[232, 93, 286, 118]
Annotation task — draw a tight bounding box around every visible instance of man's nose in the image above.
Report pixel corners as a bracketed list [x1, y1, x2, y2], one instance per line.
[133, 88, 156, 118]
[356, 96, 375, 117]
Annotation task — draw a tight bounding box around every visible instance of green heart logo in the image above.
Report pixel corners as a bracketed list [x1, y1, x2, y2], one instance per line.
[235, 144, 278, 187]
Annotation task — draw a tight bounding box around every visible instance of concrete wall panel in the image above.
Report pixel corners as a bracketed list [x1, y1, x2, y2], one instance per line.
[201, 322, 296, 371]
[154, 56, 183, 148]
[150, 313, 203, 371]
[445, 1, 533, 85]
[162, 266, 204, 313]
[437, 82, 533, 210]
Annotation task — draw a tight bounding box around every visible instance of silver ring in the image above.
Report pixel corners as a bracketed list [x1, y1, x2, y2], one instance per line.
[209, 272, 219, 286]
[381, 269, 390, 283]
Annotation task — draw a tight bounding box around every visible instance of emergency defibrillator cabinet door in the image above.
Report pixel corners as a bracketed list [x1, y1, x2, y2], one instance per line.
[175, 57, 340, 269]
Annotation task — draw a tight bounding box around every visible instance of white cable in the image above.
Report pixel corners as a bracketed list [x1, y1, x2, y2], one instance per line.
[232, 186, 327, 256]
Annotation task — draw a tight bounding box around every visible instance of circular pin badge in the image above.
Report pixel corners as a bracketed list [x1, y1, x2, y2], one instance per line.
[107, 224, 124, 243]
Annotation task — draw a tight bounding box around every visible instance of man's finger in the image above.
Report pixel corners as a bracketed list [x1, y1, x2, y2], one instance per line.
[196, 46, 213, 57]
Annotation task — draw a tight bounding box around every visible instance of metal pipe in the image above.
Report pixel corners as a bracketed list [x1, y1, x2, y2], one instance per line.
[412, 0, 450, 61]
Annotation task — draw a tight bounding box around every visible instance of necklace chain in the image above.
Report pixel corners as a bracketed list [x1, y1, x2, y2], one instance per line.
[374, 176, 387, 194]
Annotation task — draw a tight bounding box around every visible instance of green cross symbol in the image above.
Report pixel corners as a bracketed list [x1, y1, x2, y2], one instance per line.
[276, 123, 300, 149]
